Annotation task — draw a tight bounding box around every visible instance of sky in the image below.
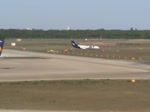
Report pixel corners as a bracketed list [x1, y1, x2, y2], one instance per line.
[0, 0, 150, 30]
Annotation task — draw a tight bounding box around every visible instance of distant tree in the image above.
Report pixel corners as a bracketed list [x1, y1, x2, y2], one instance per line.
[135, 28, 138, 31]
[0, 34, 5, 40]
[130, 27, 134, 31]
[0, 29, 150, 39]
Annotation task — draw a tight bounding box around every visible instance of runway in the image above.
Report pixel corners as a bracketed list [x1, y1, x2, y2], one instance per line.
[0, 49, 150, 82]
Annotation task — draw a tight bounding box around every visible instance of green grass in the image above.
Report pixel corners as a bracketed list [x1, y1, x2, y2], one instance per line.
[0, 80, 150, 111]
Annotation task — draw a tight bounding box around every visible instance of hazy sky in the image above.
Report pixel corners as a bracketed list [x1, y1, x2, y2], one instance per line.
[0, 0, 150, 30]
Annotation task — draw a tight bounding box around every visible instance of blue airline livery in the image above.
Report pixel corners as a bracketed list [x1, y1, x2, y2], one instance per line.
[0, 40, 4, 56]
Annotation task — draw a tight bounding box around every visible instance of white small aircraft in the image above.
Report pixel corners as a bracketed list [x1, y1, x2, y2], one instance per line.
[71, 40, 100, 49]
[0, 40, 4, 57]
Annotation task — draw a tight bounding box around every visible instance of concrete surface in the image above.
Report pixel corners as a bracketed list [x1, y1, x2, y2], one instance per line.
[0, 49, 149, 82]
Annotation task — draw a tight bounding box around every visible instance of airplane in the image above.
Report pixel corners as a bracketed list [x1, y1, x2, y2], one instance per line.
[0, 40, 4, 57]
[71, 40, 100, 49]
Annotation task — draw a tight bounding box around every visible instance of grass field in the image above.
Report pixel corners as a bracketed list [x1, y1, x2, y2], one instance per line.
[0, 80, 150, 111]
[4, 39, 150, 61]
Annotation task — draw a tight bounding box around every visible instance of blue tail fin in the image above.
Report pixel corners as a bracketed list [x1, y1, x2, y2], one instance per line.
[71, 40, 81, 49]
[0, 40, 4, 56]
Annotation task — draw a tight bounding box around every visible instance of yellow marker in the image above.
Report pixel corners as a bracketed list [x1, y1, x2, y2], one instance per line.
[131, 79, 136, 83]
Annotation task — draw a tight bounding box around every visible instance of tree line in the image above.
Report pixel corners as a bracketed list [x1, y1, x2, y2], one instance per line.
[0, 29, 150, 40]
